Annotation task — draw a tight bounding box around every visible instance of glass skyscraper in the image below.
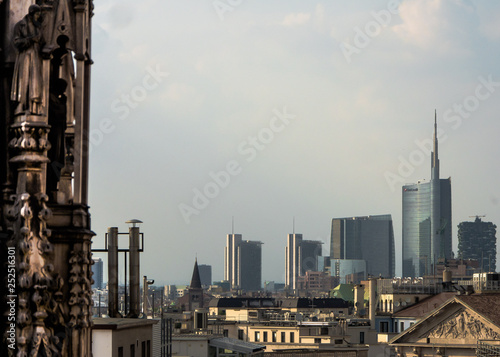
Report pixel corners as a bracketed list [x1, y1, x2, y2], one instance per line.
[402, 179, 452, 277]
[238, 240, 262, 291]
[330, 214, 395, 279]
[402, 117, 452, 277]
[92, 257, 104, 289]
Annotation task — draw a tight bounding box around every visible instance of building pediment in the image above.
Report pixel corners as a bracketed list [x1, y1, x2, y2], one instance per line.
[391, 296, 500, 346]
[424, 309, 500, 341]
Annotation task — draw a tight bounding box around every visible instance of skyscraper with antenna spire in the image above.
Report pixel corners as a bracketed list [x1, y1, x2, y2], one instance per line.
[402, 113, 452, 277]
[285, 232, 323, 291]
[224, 219, 263, 291]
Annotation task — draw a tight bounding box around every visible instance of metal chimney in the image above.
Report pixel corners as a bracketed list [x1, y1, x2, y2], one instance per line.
[108, 227, 119, 317]
[127, 219, 142, 317]
[143, 275, 154, 318]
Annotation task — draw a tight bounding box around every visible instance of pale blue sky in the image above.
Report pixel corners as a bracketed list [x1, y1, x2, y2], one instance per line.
[89, 0, 500, 285]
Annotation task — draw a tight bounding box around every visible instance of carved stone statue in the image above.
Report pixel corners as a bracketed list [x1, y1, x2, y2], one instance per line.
[10, 5, 44, 116]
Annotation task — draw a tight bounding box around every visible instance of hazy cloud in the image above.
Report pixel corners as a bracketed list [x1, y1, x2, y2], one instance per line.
[282, 12, 311, 26]
[394, 0, 477, 54]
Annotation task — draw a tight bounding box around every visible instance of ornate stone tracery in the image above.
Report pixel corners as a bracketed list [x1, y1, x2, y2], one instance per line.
[1, 0, 94, 356]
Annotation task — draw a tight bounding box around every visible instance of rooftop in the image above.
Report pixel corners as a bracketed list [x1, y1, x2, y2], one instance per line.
[210, 337, 266, 353]
[392, 292, 457, 318]
[92, 318, 158, 330]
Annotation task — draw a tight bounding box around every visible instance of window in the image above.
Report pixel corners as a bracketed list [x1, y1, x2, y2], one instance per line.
[147, 341, 151, 357]
[263, 331, 268, 342]
[320, 327, 328, 335]
[272, 331, 277, 342]
[290, 332, 295, 343]
[238, 329, 244, 340]
[335, 339, 343, 344]
[400, 322, 405, 332]
[223, 329, 229, 337]
[314, 338, 321, 344]
[255, 331, 260, 342]
[360, 332, 365, 344]
[130, 344, 135, 357]
[281, 332, 286, 342]
[380, 321, 389, 332]
[142, 341, 145, 357]
[118, 347, 123, 357]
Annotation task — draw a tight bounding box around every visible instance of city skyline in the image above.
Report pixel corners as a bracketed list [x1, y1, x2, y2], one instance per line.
[89, 1, 500, 285]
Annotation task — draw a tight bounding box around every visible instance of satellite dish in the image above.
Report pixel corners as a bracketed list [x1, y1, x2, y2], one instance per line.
[402, 302, 407, 307]
[395, 302, 400, 307]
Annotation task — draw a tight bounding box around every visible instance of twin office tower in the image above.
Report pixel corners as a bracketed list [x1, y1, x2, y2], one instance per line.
[225, 233, 323, 291]
[224, 234, 263, 291]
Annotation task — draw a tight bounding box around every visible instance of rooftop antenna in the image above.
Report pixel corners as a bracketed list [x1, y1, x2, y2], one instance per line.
[232, 216, 234, 235]
[293, 216, 295, 235]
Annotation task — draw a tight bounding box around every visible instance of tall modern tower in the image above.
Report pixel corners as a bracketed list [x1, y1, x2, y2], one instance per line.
[225, 233, 242, 288]
[402, 115, 452, 277]
[430, 114, 442, 271]
[224, 234, 262, 291]
[285, 234, 322, 290]
[198, 264, 212, 287]
[458, 217, 497, 272]
[330, 215, 395, 279]
[92, 257, 104, 289]
[238, 240, 263, 291]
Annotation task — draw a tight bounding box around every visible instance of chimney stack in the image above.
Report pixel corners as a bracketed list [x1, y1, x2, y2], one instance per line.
[143, 276, 155, 317]
[108, 227, 119, 317]
[127, 220, 142, 317]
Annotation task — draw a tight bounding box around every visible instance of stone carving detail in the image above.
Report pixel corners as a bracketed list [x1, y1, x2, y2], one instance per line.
[427, 310, 500, 340]
[9, 123, 50, 154]
[2, 0, 93, 355]
[7, 192, 59, 356]
[67, 247, 93, 356]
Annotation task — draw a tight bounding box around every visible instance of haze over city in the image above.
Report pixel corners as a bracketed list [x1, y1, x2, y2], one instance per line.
[89, 0, 500, 285]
